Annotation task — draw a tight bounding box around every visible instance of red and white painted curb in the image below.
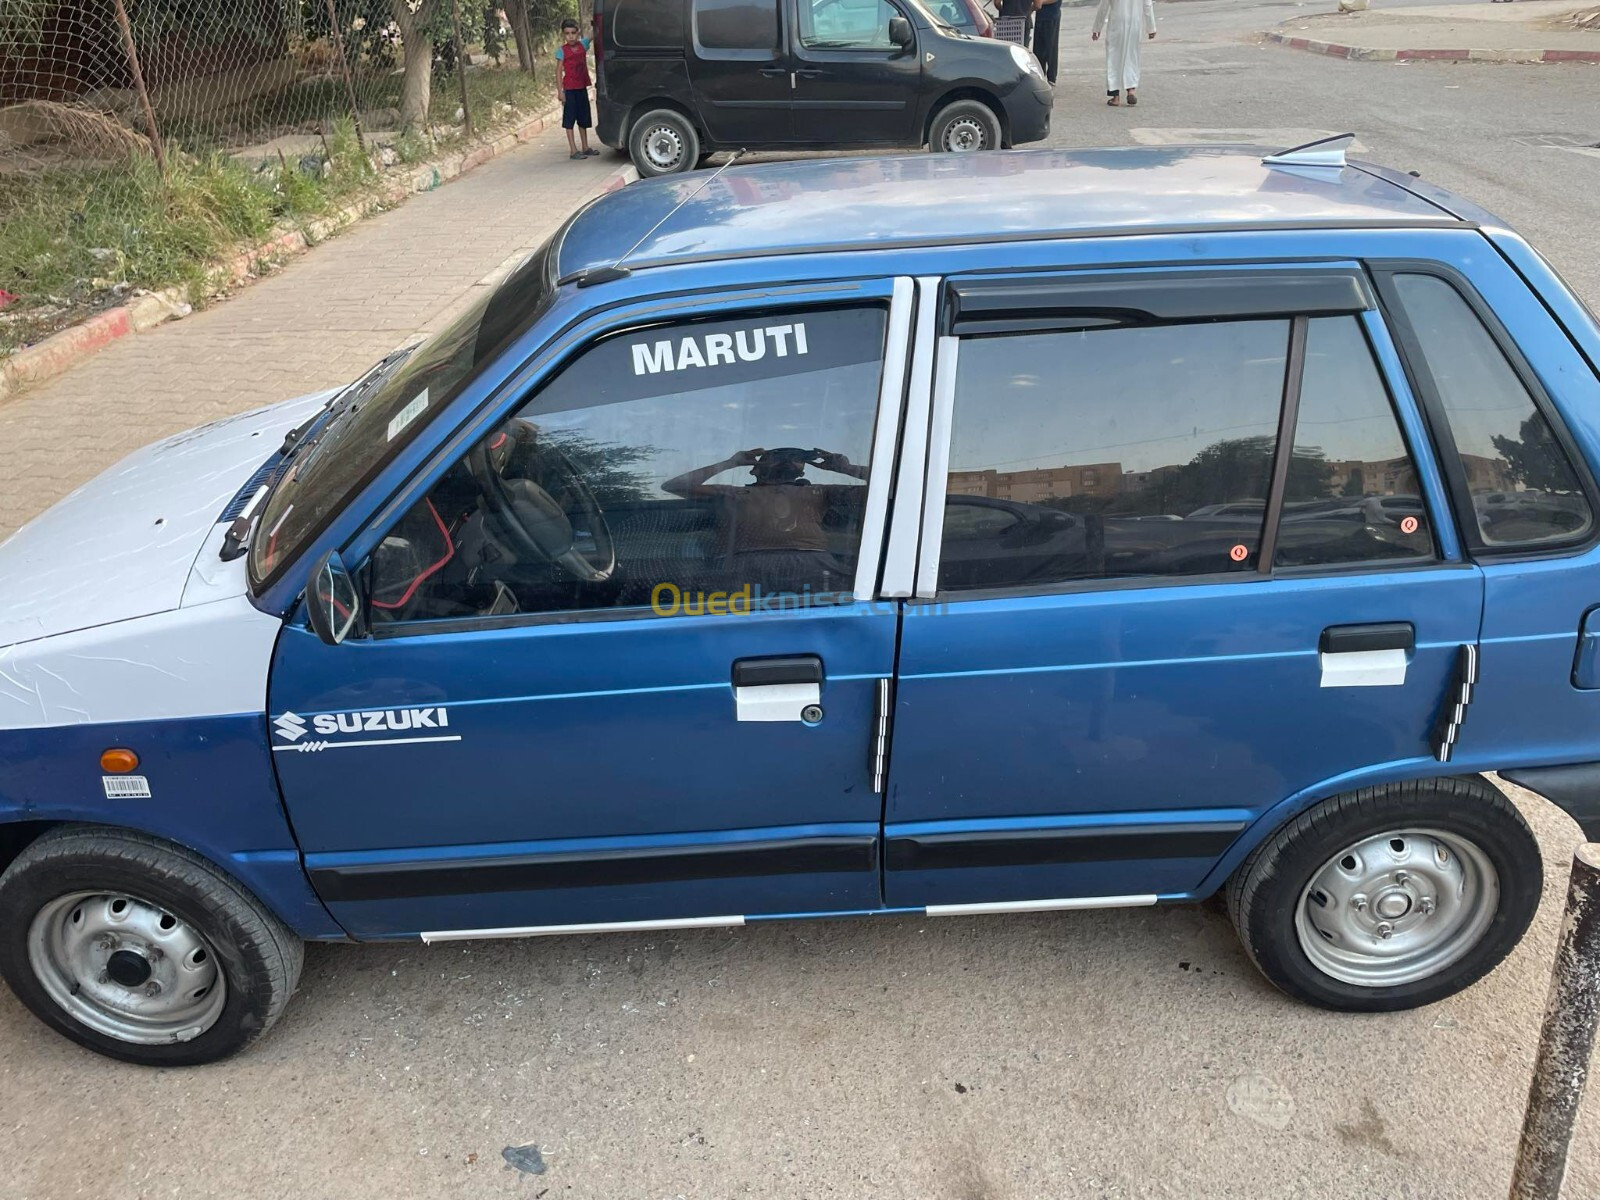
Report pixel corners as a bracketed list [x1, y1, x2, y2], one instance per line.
[1264, 29, 1600, 64]
[0, 111, 636, 408]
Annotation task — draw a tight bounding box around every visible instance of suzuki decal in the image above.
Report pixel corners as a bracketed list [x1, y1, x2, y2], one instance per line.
[271, 707, 461, 753]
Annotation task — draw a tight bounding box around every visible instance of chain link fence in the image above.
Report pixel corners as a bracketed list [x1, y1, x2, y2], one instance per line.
[0, 0, 577, 167]
[0, 0, 576, 355]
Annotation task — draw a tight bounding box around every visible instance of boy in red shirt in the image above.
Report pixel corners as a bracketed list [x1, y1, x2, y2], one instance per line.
[555, 19, 598, 160]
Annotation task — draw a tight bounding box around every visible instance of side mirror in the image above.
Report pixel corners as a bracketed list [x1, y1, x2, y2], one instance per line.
[306, 550, 364, 646]
[889, 15, 913, 47]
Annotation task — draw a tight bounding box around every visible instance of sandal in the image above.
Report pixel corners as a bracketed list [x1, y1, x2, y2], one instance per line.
[569, 151, 584, 160]
[1106, 92, 1120, 106]
[1127, 91, 1138, 105]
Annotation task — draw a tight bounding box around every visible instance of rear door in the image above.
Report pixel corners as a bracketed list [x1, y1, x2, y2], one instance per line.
[689, 0, 795, 144]
[882, 266, 1485, 911]
[786, 0, 922, 146]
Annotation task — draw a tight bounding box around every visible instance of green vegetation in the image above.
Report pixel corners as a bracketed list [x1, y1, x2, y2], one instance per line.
[0, 117, 376, 355]
[0, 54, 549, 357]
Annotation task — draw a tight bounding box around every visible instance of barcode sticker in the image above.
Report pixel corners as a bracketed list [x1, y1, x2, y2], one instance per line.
[102, 775, 151, 799]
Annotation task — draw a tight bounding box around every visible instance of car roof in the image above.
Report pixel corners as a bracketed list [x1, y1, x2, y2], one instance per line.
[555, 146, 1472, 281]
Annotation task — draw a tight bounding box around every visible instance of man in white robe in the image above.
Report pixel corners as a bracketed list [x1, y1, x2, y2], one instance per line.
[1092, 0, 1156, 106]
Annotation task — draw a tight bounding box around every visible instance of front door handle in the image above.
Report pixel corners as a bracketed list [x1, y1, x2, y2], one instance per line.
[1319, 623, 1413, 688]
[759, 65, 787, 77]
[795, 67, 826, 78]
[732, 656, 824, 723]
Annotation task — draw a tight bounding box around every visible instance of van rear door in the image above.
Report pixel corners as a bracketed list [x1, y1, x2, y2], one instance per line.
[688, 0, 797, 145]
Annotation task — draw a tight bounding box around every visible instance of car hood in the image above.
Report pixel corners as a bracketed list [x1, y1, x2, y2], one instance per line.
[0, 390, 333, 648]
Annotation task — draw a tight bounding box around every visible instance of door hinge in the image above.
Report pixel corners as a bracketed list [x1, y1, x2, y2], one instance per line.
[1431, 643, 1479, 763]
[872, 677, 894, 793]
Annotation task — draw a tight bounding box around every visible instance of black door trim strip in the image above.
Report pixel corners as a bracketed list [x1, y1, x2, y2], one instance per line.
[312, 835, 880, 902]
[885, 822, 1248, 873]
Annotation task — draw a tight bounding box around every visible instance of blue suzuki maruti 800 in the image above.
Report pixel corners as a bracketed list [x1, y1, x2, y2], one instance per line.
[5, 137, 1600, 1064]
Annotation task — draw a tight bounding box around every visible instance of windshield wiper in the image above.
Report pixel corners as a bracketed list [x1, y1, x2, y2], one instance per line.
[219, 484, 271, 561]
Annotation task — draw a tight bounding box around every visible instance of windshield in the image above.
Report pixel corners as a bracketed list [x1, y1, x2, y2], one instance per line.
[248, 239, 557, 590]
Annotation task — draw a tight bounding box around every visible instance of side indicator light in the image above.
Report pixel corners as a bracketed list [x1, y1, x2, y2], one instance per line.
[100, 748, 140, 774]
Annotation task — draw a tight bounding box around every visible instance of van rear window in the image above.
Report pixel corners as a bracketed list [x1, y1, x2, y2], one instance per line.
[613, 0, 686, 47]
[694, 0, 779, 50]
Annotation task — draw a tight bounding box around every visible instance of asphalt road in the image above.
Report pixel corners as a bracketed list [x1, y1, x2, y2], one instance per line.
[3, 4, 1600, 1198]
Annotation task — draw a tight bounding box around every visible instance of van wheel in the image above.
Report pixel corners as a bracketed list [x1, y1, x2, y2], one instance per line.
[1227, 777, 1542, 1011]
[0, 827, 303, 1066]
[929, 100, 1002, 153]
[629, 109, 699, 176]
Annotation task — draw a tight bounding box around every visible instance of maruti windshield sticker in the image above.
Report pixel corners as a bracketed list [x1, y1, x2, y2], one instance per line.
[271, 707, 460, 753]
[386, 388, 429, 442]
[102, 776, 151, 799]
[631, 322, 810, 375]
[523, 307, 885, 417]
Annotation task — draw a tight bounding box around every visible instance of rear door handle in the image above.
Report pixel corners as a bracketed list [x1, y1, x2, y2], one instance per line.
[1320, 623, 1415, 654]
[1319, 623, 1413, 688]
[795, 67, 826, 78]
[759, 66, 787, 76]
[732, 655, 824, 722]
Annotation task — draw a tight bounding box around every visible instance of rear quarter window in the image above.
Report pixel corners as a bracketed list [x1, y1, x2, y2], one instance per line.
[613, 0, 686, 47]
[1389, 272, 1594, 550]
[693, 0, 779, 50]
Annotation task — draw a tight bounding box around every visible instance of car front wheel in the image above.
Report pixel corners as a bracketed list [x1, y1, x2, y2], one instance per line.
[628, 109, 700, 177]
[928, 100, 1002, 154]
[1227, 777, 1543, 1011]
[0, 827, 303, 1065]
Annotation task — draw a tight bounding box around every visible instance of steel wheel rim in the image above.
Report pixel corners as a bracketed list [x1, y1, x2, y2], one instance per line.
[642, 124, 685, 171]
[1294, 828, 1498, 987]
[27, 891, 226, 1045]
[942, 117, 988, 152]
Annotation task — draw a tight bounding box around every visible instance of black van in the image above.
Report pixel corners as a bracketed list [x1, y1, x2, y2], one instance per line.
[592, 0, 1053, 175]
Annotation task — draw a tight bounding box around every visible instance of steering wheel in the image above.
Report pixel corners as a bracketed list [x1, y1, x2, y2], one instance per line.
[466, 420, 616, 583]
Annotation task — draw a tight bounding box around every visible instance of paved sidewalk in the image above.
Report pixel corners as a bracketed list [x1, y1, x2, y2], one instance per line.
[1267, 1, 1600, 61]
[0, 130, 626, 540]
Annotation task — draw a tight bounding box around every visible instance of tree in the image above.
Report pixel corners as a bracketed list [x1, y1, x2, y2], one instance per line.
[1166, 436, 1334, 513]
[1492, 415, 1578, 494]
[390, 0, 445, 129]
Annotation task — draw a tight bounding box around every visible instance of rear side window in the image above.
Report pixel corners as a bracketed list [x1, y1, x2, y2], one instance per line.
[941, 320, 1289, 590]
[693, 0, 779, 50]
[1391, 272, 1593, 548]
[613, 0, 686, 46]
[1274, 316, 1432, 568]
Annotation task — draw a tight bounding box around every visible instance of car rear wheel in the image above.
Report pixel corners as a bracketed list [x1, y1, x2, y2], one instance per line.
[929, 100, 1002, 154]
[0, 827, 303, 1065]
[1227, 777, 1542, 1011]
[628, 109, 700, 177]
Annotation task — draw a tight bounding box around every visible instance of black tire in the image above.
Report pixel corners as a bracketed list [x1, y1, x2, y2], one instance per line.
[628, 108, 699, 177]
[928, 99, 1002, 154]
[1227, 777, 1542, 1011]
[0, 827, 303, 1066]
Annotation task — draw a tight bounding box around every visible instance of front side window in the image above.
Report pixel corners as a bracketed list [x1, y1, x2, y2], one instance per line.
[940, 320, 1289, 591]
[1391, 272, 1592, 548]
[693, 0, 779, 50]
[367, 307, 886, 624]
[798, 0, 900, 47]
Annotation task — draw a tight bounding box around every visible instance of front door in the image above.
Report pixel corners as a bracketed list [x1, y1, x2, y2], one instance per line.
[270, 296, 907, 938]
[787, 0, 921, 146]
[884, 268, 1485, 910]
[688, 0, 795, 145]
